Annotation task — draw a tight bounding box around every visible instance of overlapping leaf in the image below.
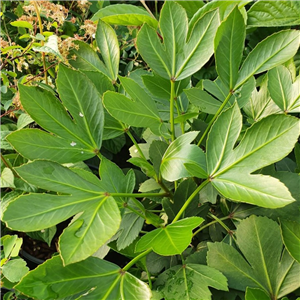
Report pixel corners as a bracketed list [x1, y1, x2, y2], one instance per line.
[136, 1, 219, 80]
[214, 6, 245, 89]
[268, 65, 300, 113]
[92, 4, 158, 28]
[207, 216, 300, 299]
[7, 65, 104, 164]
[247, 1, 300, 27]
[160, 132, 207, 182]
[136, 217, 203, 256]
[207, 103, 300, 208]
[103, 76, 166, 136]
[235, 30, 300, 89]
[2, 158, 134, 265]
[154, 263, 228, 300]
[15, 256, 151, 300]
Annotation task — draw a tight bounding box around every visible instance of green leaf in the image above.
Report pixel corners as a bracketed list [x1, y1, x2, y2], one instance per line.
[214, 6, 245, 89]
[69, 41, 108, 75]
[280, 220, 300, 264]
[243, 77, 281, 121]
[16, 113, 34, 129]
[160, 131, 207, 182]
[207, 215, 300, 299]
[26, 226, 56, 247]
[154, 263, 228, 300]
[96, 20, 119, 81]
[15, 256, 151, 300]
[0, 168, 15, 188]
[91, 4, 158, 28]
[207, 103, 300, 208]
[7, 65, 104, 163]
[1, 235, 23, 258]
[136, 217, 204, 256]
[2, 259, 29, 283]
[137, 2, 219, 80]
[33, 35, 63, 60]
[245, 288, 271, 300]
[2, 158, 135, 265]
[268, 65, 300, 113]
[103, 76, 165, 136]
[235, 30, 300, 89]
[175, 1, 205, 19]
[247, 1, 300, 27]
[10, 20, 33, 29]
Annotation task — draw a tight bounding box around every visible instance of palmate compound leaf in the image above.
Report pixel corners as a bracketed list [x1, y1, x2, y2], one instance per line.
[2, 158, 135, 265]
[207, 102, 300, 208]
[15, 256, 151, 300]
[207, 215, 300, 299]
[268, 65, 300, 113]
[153, 263, 228, 300]
[135, 217, 204, 256]
[136, 1, 220, 80]
[6, 64, 104, 164]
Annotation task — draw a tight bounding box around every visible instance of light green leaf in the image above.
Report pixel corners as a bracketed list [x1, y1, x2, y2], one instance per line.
[96, 20, 119, 81]
[207, 215, 300, 299]
[33, 35, 63, 60]
[7, 65, 104, 163]
[175, 1, 204, 19]
[15, 256, 151, 300]
[136, 217, 204, 256]
[207, 103, 299, 208]
[154, 263, 228, 300]
[17, 113, 34, 129]
[91, 4, 158, 28]
[247, 1, 300, 27]
[69, 41, 108, 75]
[137, 2, 219, 80]
[235, 30, 300, 89]
[2, 259, 29, 283]
[243, 77, 281, 121]
[103, 76, 164, 135]
[280, 220, 300, 264]
[26, 226, 56, 247]
[268, 65, 300, 113]
[2, 159, 134, 265]
[1, 235, 23, 258]
[160, 131, 207, 182]
[10, 20, 33, 29]
[245, 288, 271, 300]
[214, 6, 245, 89]
[0, 167, 15, 188]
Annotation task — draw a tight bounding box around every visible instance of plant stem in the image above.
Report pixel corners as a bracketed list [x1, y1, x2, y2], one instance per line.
[170, 80, 176, 142]
[123, 248, 152, 271]
[193, 215, 231, 237]
[140, 0, 157, 20]
[208, 212, 236, 240]
[197, 92, 232, 146]
[1, 153, 20, 178]
[172, 179, 209, 223]
[124, 203, 146, 220]
[33, 1, 47, 84]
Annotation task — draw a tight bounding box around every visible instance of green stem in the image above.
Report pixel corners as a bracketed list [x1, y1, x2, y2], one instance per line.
[193, 215, 231, 237]
[125, 203, 146, 220]
[208, 212, 236, 240]
[123, 248, 152, 271]
[140, 0, 157, 20]
[170, 80, 176, 141]
[197, 92, 232, 146]
[1, 153, 19, 178]
[172, 179, 209, 223]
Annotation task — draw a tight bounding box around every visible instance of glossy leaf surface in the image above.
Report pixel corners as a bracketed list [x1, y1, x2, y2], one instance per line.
[2, 158, 135, 265]
[214, 6, 245, 89]
[137, 2, 219, 80]
[7, 65, 104, 163]
[235, 30, 300, 89]
[207, 103, 299, 208]
[207, 216, 300, 299]
[16, 256, 151, 300]
[136, 217, 203, 255]
[154, 263, 228, 300]
[247, 1, 300, 27]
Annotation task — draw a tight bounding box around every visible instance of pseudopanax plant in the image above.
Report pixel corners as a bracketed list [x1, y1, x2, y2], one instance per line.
[1, 1, 300, 299]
